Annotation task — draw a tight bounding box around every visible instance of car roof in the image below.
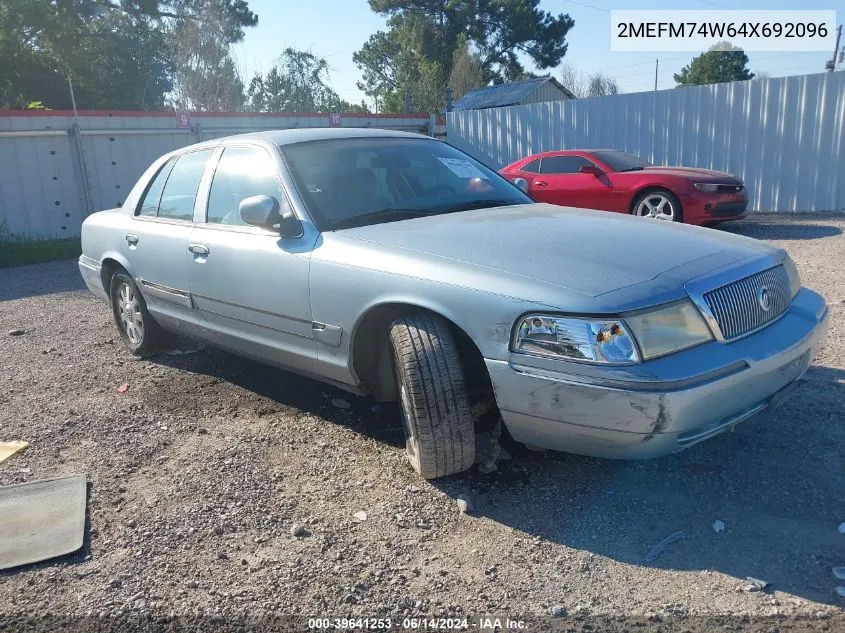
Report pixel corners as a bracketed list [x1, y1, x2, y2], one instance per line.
[222, 127, 428, 146]
[522, 149, 624, 159]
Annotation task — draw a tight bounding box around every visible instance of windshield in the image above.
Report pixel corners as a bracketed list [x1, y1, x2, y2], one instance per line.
[280, 137, 532, 230]
[592, 150, 652, 172]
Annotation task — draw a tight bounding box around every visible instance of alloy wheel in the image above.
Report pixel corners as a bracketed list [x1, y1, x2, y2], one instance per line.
[634, 194, 676, 220]
[116, 281, 144, 345]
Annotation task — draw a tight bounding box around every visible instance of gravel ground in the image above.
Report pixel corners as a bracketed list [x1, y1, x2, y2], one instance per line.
[1, 213, 843, 631]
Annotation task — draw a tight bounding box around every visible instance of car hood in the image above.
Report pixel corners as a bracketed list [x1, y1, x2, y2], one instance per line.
[332, 204, 777, 308]
[636, 166, 741, 182]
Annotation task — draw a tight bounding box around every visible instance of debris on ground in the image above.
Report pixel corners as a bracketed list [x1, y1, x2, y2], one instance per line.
[456, 496, 472, 514]
[7, 329, 25, 336]
[713, 520, 725, 533]
[116, 383, 129, 393]
[476, 418, 509, 474]
[332, 398, 351, 409]
[353, 511, 368, 522]
[290, 523, 308, 537]
[645, 531, 685, 562]
[0, 441, 28, 465]
[406, 485, 421, 493]
[743, 577, 770, 592]
[549, 605, 566, 618]
[0, 474, 87, 570]
[164, 346, 203, 357]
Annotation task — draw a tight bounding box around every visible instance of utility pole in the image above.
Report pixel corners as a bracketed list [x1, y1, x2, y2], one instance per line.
[654, 58, 659, 91]
[827, 24, 842, 71]
[445, 86, 453, 112]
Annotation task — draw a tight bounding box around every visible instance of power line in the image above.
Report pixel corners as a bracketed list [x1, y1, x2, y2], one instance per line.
[562, 0, 610, 13]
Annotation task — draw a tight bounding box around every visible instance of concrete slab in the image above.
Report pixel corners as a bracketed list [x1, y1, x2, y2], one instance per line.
[0, 474, 87, 570]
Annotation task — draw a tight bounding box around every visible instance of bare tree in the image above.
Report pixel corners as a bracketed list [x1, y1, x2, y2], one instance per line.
[586, 72, 620, 97]
[560, 64, 621, 98]
[449, 44, 485, 100]
[169, 0, 245, 111]
[559, 62, 586, 98]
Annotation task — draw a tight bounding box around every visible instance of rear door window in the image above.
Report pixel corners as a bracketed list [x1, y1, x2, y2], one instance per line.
[157, 149, 213, 221]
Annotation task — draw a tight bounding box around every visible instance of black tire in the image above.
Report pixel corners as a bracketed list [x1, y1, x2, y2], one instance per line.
[631, 188, 684, 223]
[389, 313, 475, 479]
[109, 270, 165, 357]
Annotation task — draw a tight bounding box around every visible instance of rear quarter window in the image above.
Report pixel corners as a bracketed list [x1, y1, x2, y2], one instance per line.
[136, 158, 176, 217]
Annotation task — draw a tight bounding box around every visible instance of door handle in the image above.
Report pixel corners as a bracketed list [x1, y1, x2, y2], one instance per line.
[188, 244, 209, 255]
[125, 233, 138, 245]
[534, 180, 548, 186]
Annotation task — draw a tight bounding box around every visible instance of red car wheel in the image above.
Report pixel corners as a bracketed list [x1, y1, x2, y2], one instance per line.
[631, 189, 683, 222]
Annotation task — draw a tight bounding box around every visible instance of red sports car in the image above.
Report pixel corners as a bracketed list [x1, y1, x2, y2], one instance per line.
[499, 149, 748, 225]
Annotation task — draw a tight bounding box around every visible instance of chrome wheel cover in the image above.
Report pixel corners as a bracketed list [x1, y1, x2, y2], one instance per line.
[635, 194, 676, 220]
[116, 281, 144, 345]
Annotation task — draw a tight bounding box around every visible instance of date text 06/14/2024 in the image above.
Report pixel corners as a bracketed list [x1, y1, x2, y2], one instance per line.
[307, 617, 528, 629]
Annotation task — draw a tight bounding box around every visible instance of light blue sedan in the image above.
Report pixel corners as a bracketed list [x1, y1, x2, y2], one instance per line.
[78, 128, 828, 478]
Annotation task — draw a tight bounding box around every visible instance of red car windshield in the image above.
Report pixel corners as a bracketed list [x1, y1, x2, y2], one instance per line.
[591, 150, 652, 172]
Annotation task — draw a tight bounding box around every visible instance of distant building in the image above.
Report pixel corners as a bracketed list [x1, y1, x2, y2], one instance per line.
[451, 77, 575, 111]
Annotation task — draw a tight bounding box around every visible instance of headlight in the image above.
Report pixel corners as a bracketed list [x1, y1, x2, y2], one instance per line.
[783, 256, 801, 298]
[512, 316, 639, 364]
[693, 183, 719, 192]
[624, 300, 713, 360]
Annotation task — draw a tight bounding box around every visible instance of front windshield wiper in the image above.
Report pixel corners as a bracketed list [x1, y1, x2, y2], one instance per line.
[435, 199, 520, 213]
[330, 208, 428, 230]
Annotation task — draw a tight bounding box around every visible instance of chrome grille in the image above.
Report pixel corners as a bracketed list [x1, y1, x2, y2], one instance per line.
[703, 265, 791, 340]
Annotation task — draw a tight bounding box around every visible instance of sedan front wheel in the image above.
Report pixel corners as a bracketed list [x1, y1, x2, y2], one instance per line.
[389, 313, 475, 479]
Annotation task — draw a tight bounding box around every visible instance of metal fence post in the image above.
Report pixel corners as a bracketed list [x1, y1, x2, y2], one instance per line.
[69, 123, 94, 217]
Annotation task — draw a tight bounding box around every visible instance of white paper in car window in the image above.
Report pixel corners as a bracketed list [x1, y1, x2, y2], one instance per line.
[437, 157, 488, 179]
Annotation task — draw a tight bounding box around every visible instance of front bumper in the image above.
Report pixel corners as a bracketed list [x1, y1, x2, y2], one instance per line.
[681, 190, 749, 224]
[486, 288, 828, 459]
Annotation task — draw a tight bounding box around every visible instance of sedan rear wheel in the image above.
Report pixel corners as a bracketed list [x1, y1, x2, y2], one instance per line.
[109, 271, 164, 356]
[632, 189, 683, 222]
[389, 313, 475, 479]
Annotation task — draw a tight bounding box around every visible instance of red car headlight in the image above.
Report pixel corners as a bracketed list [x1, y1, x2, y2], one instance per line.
[693, 183, 720, 192]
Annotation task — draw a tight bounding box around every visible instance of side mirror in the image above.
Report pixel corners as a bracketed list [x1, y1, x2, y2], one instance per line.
[579, 164, 604, 177]
[239, 195, 302, 237]
[512, 177, 529, 193]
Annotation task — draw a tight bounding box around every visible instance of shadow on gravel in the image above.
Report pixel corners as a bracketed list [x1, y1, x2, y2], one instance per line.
[720, 220, 842, 241]
[148, 337, 845, 607]
[431, 364, 845, 607]
[148, 345, 407, 449]
[0, 259, 85, 302]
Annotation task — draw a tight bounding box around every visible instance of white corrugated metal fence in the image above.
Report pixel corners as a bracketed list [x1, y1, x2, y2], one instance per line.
[447, 72, 845, 212]
[0, 111, 431, 239]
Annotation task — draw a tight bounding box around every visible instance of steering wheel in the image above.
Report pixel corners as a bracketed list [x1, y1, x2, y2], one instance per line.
[427, 184, 457, 195]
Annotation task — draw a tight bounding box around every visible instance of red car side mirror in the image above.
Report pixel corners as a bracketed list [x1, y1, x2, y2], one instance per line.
[579, 164, 604, 176]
